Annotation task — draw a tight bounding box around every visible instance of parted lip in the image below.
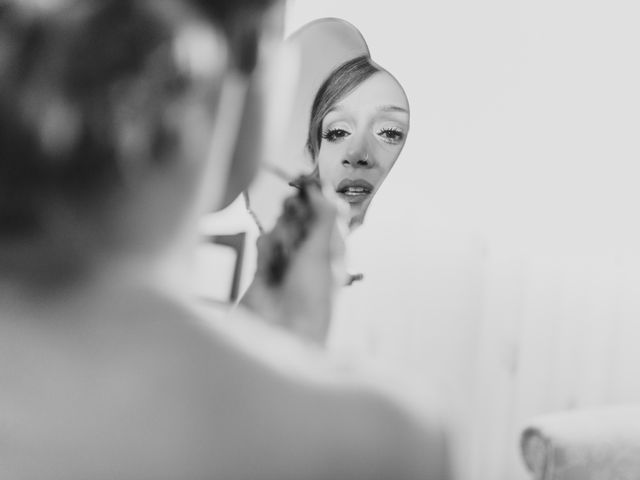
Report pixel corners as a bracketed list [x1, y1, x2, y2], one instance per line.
[336, 179, 374, 193]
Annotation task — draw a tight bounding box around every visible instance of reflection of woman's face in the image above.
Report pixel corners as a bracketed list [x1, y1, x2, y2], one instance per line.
[317, 71, 409, 227]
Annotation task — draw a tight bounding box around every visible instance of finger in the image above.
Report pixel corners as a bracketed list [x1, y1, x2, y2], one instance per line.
[282, 194, 312, 225]
[255, 233, 272, 254]
[254, 233, 274, 271]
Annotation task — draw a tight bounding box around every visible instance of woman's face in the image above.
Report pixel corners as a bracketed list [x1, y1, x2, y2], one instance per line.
[316, 71, 409, 227]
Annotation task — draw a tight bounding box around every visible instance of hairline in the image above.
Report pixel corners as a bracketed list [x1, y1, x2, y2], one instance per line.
[306, 55, 381, 160]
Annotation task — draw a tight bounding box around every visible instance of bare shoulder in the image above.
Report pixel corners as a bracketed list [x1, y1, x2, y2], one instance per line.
[0, 289, 450, 480]
[76, 293, 451, 480]
[172, 302, 453, 480]
[342, 385, 452, 480]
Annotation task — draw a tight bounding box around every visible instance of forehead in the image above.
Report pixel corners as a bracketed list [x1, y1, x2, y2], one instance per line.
[332, 71, 409, 115]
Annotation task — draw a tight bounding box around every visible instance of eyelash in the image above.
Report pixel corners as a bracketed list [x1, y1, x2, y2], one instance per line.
[321, 127, 405, 144]
[377, 127, 404, 144]
[321, 128, 350, 143]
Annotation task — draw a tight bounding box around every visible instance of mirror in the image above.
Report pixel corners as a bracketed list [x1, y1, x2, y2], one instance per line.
[245, 17, 410, 231]
[195, 17, 411, 305]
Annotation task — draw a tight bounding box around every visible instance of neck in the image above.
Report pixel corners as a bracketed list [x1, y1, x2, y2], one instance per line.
[0, 231, 197, 314]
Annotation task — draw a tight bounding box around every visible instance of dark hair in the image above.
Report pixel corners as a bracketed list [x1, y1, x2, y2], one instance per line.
[306, 55, 380, 162]
[192, 0, 280, 74]
[0, 0, 263, 240]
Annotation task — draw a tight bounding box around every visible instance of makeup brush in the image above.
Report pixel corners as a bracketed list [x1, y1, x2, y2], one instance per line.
[246, 164, 363, 286]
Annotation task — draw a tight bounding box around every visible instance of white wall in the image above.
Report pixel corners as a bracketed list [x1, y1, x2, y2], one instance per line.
[285, 1, 640, 479]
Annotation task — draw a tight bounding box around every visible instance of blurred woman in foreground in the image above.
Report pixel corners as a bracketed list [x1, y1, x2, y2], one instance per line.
[0, 1, 450, 479]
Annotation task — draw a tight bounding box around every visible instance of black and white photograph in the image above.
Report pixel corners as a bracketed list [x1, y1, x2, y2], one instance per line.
[1, 0, 639, 479]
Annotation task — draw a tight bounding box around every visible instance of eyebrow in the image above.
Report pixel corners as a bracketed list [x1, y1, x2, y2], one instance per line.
[376, 105, 409, 114]
[326, 105, 409, 115]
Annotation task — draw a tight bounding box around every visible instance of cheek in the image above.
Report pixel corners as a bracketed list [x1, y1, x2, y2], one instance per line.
[316, 144, 345, 183]
[376, 145, 403, 175]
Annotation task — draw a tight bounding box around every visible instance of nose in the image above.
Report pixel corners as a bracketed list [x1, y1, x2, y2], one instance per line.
[341, 154, 371, 168]
[342, 136, 375, 168]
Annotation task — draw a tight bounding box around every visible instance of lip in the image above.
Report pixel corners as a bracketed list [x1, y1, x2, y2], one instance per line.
[336, 179, 374, 204]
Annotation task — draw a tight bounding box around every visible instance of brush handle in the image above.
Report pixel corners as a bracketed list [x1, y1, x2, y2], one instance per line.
[265, 174, 321, 286]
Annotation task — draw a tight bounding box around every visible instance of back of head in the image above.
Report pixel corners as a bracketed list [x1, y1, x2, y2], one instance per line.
[0, 0, 223, 242]
[0, 0, 281, 285]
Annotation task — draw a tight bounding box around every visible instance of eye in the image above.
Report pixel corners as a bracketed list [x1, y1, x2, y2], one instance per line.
[377, 127, 405, 144]
[321, 127, 351, 143]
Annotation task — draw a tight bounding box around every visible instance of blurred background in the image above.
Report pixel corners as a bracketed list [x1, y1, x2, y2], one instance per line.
[202, 0, 640, 478]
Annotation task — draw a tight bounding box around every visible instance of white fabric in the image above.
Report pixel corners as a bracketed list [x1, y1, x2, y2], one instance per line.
[521, 406, 640, 480]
